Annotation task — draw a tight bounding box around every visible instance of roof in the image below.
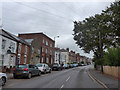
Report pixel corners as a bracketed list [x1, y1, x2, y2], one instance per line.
[60, 49, 68, 52]
[0, 29, 30, 45]
[19, 32, 55, 42]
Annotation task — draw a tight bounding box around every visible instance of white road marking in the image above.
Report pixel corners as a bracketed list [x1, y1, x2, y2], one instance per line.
[60, 84, 64, 88]
[66, 76, 70, 82]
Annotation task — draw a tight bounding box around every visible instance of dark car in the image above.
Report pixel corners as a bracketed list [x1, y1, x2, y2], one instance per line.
[52, 63, 63, 71]
[13, 64, 41, 79]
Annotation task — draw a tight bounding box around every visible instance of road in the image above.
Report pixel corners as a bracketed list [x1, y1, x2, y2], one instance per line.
[3, 65, 104, 88]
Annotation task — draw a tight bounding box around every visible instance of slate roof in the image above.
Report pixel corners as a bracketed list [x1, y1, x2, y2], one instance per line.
[0, 29, 30, 46]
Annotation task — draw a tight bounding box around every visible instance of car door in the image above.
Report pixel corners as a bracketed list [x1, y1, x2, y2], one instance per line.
[34, 66, 39, 75]
[29, 65, 35, 76]
[45, 64, 49, 72]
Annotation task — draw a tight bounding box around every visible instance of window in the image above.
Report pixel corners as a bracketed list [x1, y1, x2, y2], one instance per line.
[1, 55, 4, 65]
[25, 46, 27, 54]
[41, 57, 44, 63]
[10, 42, 15, 52]
[38, 49, 40, 54]
[46, 41, 48, 46]
[43, 39, 45, 43]
[46, 48, 48, 54]
[24, 56, 27, 64]
[51, 58, 53, 64]
[46, 58, 49, 63]
[29, 65, 34, 68]
[32, 47, 34, 53]
[50, 44, 52, 47]
[42, 47, 44, 52]
[2, 39, 6, 49]
[17, 55, 20, 64]
[50, 50, 52, 55]
[18, 43, 21, 53]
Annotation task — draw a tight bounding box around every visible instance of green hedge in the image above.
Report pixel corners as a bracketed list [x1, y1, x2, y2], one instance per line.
[103, 48, 120, 66]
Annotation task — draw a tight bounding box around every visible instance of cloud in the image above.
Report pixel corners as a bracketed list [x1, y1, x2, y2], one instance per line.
[2, 1, 114, 58]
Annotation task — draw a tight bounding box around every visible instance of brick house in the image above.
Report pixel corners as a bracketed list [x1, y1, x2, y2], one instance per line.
[5, 31, 31, 65]
[69, 50, 76, 63]
[18, 33, 55, 65]
[25, 38, 41, 64]
[15, 37, 30, 65]
[76, 53, 81, 63]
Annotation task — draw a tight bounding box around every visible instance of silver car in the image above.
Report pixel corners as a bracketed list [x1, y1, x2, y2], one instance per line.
[36, 63, 51, 74]
[0, 72, 7, 86]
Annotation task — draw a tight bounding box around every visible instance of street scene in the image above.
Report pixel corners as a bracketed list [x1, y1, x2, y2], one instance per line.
[0, 0, 120, 89]
[2, 65, 110, 88]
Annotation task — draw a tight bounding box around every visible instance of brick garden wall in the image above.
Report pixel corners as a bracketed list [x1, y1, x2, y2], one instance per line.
[103, 66, 120, 79]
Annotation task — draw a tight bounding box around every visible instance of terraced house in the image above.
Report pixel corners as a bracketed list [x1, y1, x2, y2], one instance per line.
[18, 33, 55, 66]
[0, 29, 17, 72]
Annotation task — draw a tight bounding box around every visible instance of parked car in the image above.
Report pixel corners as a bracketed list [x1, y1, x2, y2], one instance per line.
[36, 63, 51, 74]
[81, 64, 86, 66]
[13, 64, 41, 79]
[52, 63, 63, 71]
[0, 72, 7, 86]
[69, 64, 74, 68]
[73, 64, 78, 67]
[63, 64, 69, 69]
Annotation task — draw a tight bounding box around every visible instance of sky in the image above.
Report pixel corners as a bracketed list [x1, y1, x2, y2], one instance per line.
[0, 0, 115, 58]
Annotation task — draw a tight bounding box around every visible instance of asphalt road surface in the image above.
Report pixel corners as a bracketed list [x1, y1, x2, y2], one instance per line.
[3, 65, 104, 88]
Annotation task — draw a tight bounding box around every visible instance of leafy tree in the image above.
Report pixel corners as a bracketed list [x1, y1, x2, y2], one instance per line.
[73, 1, 120, 62]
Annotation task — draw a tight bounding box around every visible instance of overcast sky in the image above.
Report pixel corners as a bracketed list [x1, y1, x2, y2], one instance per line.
[0, 0, 115, 58]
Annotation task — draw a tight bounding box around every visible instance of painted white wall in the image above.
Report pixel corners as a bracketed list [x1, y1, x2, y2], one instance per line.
[0, 34, 17, 68]
[54, 51, 60, 64]
[60, 52, 69, 64]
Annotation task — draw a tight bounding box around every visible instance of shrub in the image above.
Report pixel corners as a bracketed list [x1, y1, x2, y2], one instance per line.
[103, 48, 120, 66]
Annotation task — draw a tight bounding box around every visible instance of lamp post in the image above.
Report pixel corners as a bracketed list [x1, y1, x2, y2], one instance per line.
[54, 36, 59, 47]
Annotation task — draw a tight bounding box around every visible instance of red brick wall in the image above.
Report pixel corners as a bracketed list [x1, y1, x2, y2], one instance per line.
[19, 33, 55, 65]
[16, 42, 30, 65]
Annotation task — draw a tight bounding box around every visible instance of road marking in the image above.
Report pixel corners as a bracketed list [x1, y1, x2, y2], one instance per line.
[60, 84, 64, 88]
[88, 72, 96, 82]
[66, 76, 70, 82]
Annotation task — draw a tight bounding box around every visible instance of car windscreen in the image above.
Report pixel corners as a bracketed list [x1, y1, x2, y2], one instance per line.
[16, 65, 27, 68]
[36, 64, 43, 67]
[53, 64, 58, 67]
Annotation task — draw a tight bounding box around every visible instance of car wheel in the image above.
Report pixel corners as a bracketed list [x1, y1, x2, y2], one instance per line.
[28, 73, 32, 79]
[49, 70, 51, 73]
[13, 75, 17, 79]
[38, 71, 41, 76]
[44, 70, 46, 74]
[1, 77, 6, 86]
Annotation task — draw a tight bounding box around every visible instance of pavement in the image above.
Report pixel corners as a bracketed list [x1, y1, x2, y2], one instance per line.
[89, 67, 120, 89]
[6, 73, 13, 79]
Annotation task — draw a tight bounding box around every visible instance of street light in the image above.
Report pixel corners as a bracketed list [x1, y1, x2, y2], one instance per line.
[54, 36, 59, 47]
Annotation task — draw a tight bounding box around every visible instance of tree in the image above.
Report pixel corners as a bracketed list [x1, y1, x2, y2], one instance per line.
[73, 2, 120, 62]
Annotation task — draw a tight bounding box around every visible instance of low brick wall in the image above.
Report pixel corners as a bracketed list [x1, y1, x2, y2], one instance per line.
[103, 66, 120, 79]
